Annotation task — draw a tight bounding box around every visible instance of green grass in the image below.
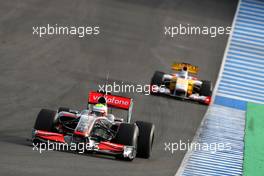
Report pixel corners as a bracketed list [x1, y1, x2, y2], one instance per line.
[243, 102, 264, 176]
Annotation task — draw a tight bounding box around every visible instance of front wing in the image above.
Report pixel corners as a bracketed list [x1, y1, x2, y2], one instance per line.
[32, 129, 135, 159]
[152, 87, 211, 105]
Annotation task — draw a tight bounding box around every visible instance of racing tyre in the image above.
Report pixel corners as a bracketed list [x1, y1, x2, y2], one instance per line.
[200, 80, 212, 96]
[34, 109, 56, 131]
[151, 71, 164, 86]
[114, 123, 139, 161]
[58, 107, 70, 113]
[135, 121, 155, 158]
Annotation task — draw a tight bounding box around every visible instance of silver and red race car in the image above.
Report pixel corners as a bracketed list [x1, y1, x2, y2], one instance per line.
[32, 91, 155, 161]
[150, 63, 212, 105]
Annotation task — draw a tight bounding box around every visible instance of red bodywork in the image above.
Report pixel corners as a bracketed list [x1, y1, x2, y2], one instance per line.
[98, 141, 124, 152]
[35, 130, 65, 143]
[88, 91, 131, 110]
[34, 130, 125, 153]
[204, 96, 211, 105]
[32, 91, 133, 155]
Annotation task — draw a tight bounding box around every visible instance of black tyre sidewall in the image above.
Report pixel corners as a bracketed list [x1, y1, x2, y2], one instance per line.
[58, 107, 70, 113]
[34, 109, 56, 131]
[151, 71, 164, 86]
[113, 123, 139, 161]
[135, 121, 155, 158]
[200, 80, 212, 96]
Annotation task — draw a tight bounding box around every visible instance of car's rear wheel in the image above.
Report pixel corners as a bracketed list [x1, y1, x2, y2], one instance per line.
[135, 121, 155, 158]
[200, 80, 212, 96]
[58, 107, 70, 113]
[34, 109, 57, 131]
[113, 123, 139, 161]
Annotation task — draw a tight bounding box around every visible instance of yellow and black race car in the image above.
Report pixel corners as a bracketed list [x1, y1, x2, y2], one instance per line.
[150, 63, 212, 105]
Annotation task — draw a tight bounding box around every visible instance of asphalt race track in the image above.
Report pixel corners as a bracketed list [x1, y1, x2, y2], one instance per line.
[0, 0, 237, 176]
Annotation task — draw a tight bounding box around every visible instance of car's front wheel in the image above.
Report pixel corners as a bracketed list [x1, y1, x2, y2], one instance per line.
[113, 123, 139, 161]
[58, 107, 70, 113]
[135, 121, 155, 158]
[34, 109, 57, 131]
[151, 71, 165, 86]
[200, 80, 212, 96]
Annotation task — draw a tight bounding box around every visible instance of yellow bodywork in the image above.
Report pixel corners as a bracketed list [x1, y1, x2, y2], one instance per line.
[171, 63, 199, 74]
[169, 77, 195, 95]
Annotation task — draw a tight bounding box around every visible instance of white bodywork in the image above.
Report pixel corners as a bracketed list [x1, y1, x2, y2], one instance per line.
[74, 110, 113, 137]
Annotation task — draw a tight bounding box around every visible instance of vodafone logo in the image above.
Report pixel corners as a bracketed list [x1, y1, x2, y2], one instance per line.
[92, 95, 129, 106]
[89, 92, 131, 110]
[106, 97, 129, 106]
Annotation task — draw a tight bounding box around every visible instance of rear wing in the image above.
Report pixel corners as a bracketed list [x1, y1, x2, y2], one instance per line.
[171, 63, 199, 74]
[88, 91, 133, 122]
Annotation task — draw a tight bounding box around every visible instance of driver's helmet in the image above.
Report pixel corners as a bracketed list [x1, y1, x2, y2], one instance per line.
[92, 103, 107, 117]
[178, 66, 188, 79]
